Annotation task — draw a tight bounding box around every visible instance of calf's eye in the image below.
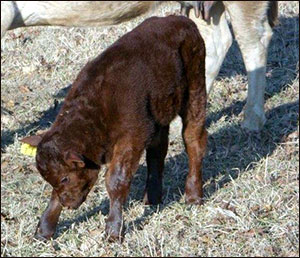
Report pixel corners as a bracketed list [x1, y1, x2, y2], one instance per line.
[61, 177, 69, 184]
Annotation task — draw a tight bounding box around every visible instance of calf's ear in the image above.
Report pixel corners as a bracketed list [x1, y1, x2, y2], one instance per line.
[20, 134, 44, 147]
[64, 151, 85, 169]
[64, 151, 100, 170]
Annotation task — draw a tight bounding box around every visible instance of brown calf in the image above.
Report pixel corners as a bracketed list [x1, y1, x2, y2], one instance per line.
[21, 15, 207, 242]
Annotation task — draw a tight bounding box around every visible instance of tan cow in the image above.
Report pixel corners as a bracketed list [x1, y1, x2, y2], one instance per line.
[1, 1, 158, 38]
[1, 1, 278, 131]
[186, 1, 278, 131]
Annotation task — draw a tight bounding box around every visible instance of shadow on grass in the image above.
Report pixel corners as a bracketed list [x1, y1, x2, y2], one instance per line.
[1, 83, 74, 151]
[206, 14, 299, 127]
[53, 99, 298, 238]
[124, 99, 299, 234]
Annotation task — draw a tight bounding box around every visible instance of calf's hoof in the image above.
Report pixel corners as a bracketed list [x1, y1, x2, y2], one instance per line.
[105, 220, 124, 243]
[185, 195, 204, 205]
[143, 192, 162, 205]
[34, 229, 53, 242]
[106, 232, 123, 243]
[34, 222, 55, 241]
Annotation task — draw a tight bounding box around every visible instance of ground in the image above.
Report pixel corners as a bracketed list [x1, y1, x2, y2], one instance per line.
[1, 1, 299, 257]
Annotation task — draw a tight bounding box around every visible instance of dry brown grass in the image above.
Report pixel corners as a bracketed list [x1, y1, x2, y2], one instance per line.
[1, 1, 299, 257]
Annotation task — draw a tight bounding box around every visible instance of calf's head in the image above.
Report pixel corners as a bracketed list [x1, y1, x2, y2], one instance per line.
[21, 134, 100, 209]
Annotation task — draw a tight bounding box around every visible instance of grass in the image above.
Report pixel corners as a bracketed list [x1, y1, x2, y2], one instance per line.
[1, 1, 299, 257]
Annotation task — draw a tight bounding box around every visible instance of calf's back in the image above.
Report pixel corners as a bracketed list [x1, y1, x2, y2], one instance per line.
[50, 15, 205, 163]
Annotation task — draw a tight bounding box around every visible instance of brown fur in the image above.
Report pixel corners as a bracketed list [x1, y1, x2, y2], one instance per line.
[21, 15, 207, 242]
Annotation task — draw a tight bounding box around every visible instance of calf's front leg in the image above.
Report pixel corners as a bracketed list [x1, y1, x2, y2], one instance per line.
[34, 189, 62, 241]
[105, 140, 143, 242]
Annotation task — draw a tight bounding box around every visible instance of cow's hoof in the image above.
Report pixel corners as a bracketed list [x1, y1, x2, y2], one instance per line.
[242, 112, 266, 132]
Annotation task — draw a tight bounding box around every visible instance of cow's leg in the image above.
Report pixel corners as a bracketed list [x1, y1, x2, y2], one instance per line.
[34, 189, 62, 241]
[105, 137, 144, 242]
[143, 125, 169, 205]
[225, 2, 273, 131]
[188, 2, 233, 94]
[1, 1, 15, 38]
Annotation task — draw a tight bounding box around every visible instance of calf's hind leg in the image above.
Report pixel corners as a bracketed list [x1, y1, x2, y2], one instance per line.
[180, 31, 207, 205]
[181, 113, 207, 205]
[143, 125, 169, 205]
[180, 76, 207, 205]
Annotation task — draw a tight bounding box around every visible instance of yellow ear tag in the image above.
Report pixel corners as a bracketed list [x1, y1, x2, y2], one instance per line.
[20, 143, 37, 157]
